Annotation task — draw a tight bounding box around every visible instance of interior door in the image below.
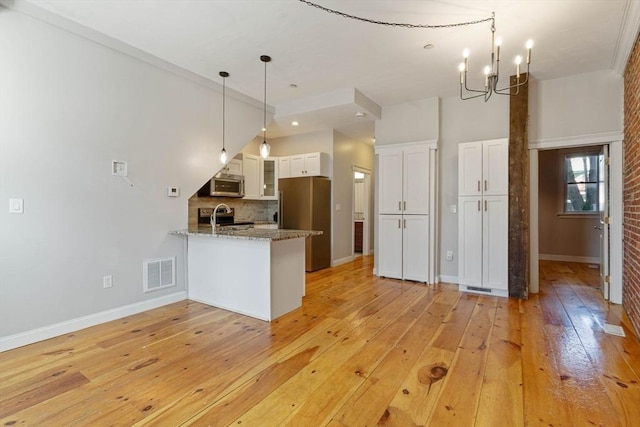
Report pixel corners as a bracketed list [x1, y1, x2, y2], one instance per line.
[598, 145, 610, 300]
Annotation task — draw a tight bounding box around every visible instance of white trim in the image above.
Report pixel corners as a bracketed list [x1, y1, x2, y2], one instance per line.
[332, 255, 354, 267]
[439, 275, 458, 285]
[529, 137, 624, 304]
[529, 149, 539, 294]
[0, 0, 268, 111]
[0, 291, 187, 352]
[609, 141, 624, 304]
[539, 254, 600, 264]
[375, 139, 438, 153]
[612, 0, 640, 75]
[529, 132, 624, 150]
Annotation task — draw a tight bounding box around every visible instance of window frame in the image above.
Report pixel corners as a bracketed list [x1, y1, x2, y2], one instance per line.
[559, 150, 602, 217]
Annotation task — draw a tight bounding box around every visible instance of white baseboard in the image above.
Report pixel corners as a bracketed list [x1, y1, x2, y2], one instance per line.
[0, 291, 187, 352]
[539, 254, 600, 264]
[332, 255, 354, 267]
[439, 275, 458, 284]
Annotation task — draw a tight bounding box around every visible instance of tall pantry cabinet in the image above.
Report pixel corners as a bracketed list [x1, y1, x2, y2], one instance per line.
[458, 138, 508, 297]
[376, 141, 438, 284]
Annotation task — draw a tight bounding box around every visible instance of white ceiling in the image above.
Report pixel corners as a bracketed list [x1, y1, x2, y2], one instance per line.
[23, 0, 640, 143]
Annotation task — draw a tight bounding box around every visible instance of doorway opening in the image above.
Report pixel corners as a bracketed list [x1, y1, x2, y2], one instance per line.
[530, 135, 622, 303]
[353, 167, 371, 257]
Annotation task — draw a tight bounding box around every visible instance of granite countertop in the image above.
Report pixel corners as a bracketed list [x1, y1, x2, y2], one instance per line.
[170, 226, 321, 242]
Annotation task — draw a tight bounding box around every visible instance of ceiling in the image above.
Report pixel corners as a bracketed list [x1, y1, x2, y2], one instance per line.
[23, 0, 640, 143]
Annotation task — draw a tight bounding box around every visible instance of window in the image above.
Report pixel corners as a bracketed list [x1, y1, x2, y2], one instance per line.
[563, 152, 603, 213]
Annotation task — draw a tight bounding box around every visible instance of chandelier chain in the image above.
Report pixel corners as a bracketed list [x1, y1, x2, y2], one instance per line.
[297, 0, 493, 29]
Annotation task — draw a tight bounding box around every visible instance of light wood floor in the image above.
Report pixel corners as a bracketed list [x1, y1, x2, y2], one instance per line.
[1, 257, 639, 426]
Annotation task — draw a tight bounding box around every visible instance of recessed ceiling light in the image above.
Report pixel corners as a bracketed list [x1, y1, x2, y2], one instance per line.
[291, 121, 299, 126]
[423, 43, 435, 50]
[355, 111, 366, 118]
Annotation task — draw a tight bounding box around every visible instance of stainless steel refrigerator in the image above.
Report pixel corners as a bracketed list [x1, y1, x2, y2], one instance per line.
[278, 177, 331, 272]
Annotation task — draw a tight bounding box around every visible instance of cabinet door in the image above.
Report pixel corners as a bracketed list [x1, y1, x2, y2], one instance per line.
[243, 154, 260, 200]
[279, 157, 290, 179]
[458, 142, 483, 196]
[483, 139, 508, 195]
[377, 215, 403, 279]
[226, 159, 242, 175]
[483, 196, 508, 290]
[403, 146, 430, 214]
[458, 196, 483, 287]
[378, 151, 403, 214]
[402, 215, 429, 282]
[260, 157, 278, 200]
[290, 155, 305, 177]
[304, 153, 320, 175]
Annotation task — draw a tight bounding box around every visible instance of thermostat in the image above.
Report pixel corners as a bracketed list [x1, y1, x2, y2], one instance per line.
[168, 187, 180, 197]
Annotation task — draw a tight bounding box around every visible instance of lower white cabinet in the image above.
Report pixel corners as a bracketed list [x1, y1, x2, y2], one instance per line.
[458, 195, 508, 296]
[378, 214, 429, 282]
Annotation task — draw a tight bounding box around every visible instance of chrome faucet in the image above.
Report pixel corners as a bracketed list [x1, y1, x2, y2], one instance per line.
[211, 203, 232, 232]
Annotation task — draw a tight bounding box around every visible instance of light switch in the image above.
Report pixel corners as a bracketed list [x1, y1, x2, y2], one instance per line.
[167, 187, 180, 197]
[9, 198, 24, 214]
[450, 204, 457, 214]
[336, 203, 341, 211]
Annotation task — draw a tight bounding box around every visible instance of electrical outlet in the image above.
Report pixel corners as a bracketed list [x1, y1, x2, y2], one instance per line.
[446, 251, 454, 261]
[103, 275, 113, 288]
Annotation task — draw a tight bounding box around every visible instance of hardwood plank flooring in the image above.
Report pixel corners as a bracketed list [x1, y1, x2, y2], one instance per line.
[1, 258, 639, 426]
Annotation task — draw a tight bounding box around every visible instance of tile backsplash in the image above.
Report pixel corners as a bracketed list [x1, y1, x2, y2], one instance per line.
[188, 196, 278, 227]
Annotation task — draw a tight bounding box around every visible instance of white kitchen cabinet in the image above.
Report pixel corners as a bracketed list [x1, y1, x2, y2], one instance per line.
[260, 157, 278, 200]
[288, 152, 330, 177]
[458, 138, 508, 297]
[377, 144, 430, 215]
[458, 138, 508, 197]
[243, 154, 260, 199]
[377, 214, 429, 282]
[243, 155, 278, 200]
[375, 141, 438, 284]
[377, 215, 403, 279]
[221, 158, 242, 175]
[278, 157, 290, 179]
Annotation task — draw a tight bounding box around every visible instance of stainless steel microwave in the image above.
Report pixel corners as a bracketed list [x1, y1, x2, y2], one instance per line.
[209, 173, 244, 197]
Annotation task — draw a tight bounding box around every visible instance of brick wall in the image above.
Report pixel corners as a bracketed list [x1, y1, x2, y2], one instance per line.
[623, 34, 640, 336]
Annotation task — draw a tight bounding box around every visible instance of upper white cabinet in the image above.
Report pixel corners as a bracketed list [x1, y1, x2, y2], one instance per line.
[243, 154, 260, 199]
[243, 154, 278, 200]
[221, 158, 242, 175]
[287, 152, 330, 178]
[458, 138, 508, 197]
[378, 144, 430, 215]
[278, 157, 291, 179]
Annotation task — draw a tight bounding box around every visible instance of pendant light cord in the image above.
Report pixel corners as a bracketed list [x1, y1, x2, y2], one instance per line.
[222, 75, 226, 150]
[263, 58, 267, 139]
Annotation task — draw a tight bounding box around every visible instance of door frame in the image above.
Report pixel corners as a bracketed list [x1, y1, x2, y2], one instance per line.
[529, 132, 623, 303]
[352, 166, 372, 257]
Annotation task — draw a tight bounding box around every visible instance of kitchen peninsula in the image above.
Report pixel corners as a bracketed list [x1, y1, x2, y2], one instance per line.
[170, 227, 321, 321]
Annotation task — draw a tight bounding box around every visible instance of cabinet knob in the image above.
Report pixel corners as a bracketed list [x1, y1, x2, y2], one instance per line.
[478, 200, 481, 211]
[398, 201, 402, 211]
[477, 180, 481, 192]
[398, 219, 401, 228]
[484, 180, 488, 192]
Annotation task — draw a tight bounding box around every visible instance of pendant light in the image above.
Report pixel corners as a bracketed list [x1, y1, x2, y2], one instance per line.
[219, 71, 230, 164]
[259, 55, 271, 159]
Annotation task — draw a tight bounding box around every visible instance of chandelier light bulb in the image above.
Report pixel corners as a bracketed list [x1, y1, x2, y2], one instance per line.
[526, 39, 534, 49]
[458, 63, 466, 72]
[495, 37, 502, 47]
[483, 66, 491, 75]
[463, 48, 470, 58]
[515, 55, 522, 65]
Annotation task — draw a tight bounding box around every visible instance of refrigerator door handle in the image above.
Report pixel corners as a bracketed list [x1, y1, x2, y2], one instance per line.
[278, 191, 283, 229]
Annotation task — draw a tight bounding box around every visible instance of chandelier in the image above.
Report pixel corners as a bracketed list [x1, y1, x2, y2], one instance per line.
[459, 12, 533, 102]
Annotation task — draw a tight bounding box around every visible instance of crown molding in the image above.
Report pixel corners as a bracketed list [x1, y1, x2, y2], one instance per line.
[612, 0, 640, 75]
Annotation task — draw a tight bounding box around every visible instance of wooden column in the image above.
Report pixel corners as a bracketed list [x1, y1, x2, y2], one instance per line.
[509, 73, 529, 299]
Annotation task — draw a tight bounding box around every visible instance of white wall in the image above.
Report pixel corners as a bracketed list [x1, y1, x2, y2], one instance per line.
[0, 7, 263, 341]
[266, 129, 334, 159]
[530, 70, 624, 142]
[375, 98, 439, 145]
[439, 96, 510, 280]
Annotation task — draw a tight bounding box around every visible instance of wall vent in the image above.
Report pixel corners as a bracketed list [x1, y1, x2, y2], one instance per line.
[143, 257, 176, 293]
